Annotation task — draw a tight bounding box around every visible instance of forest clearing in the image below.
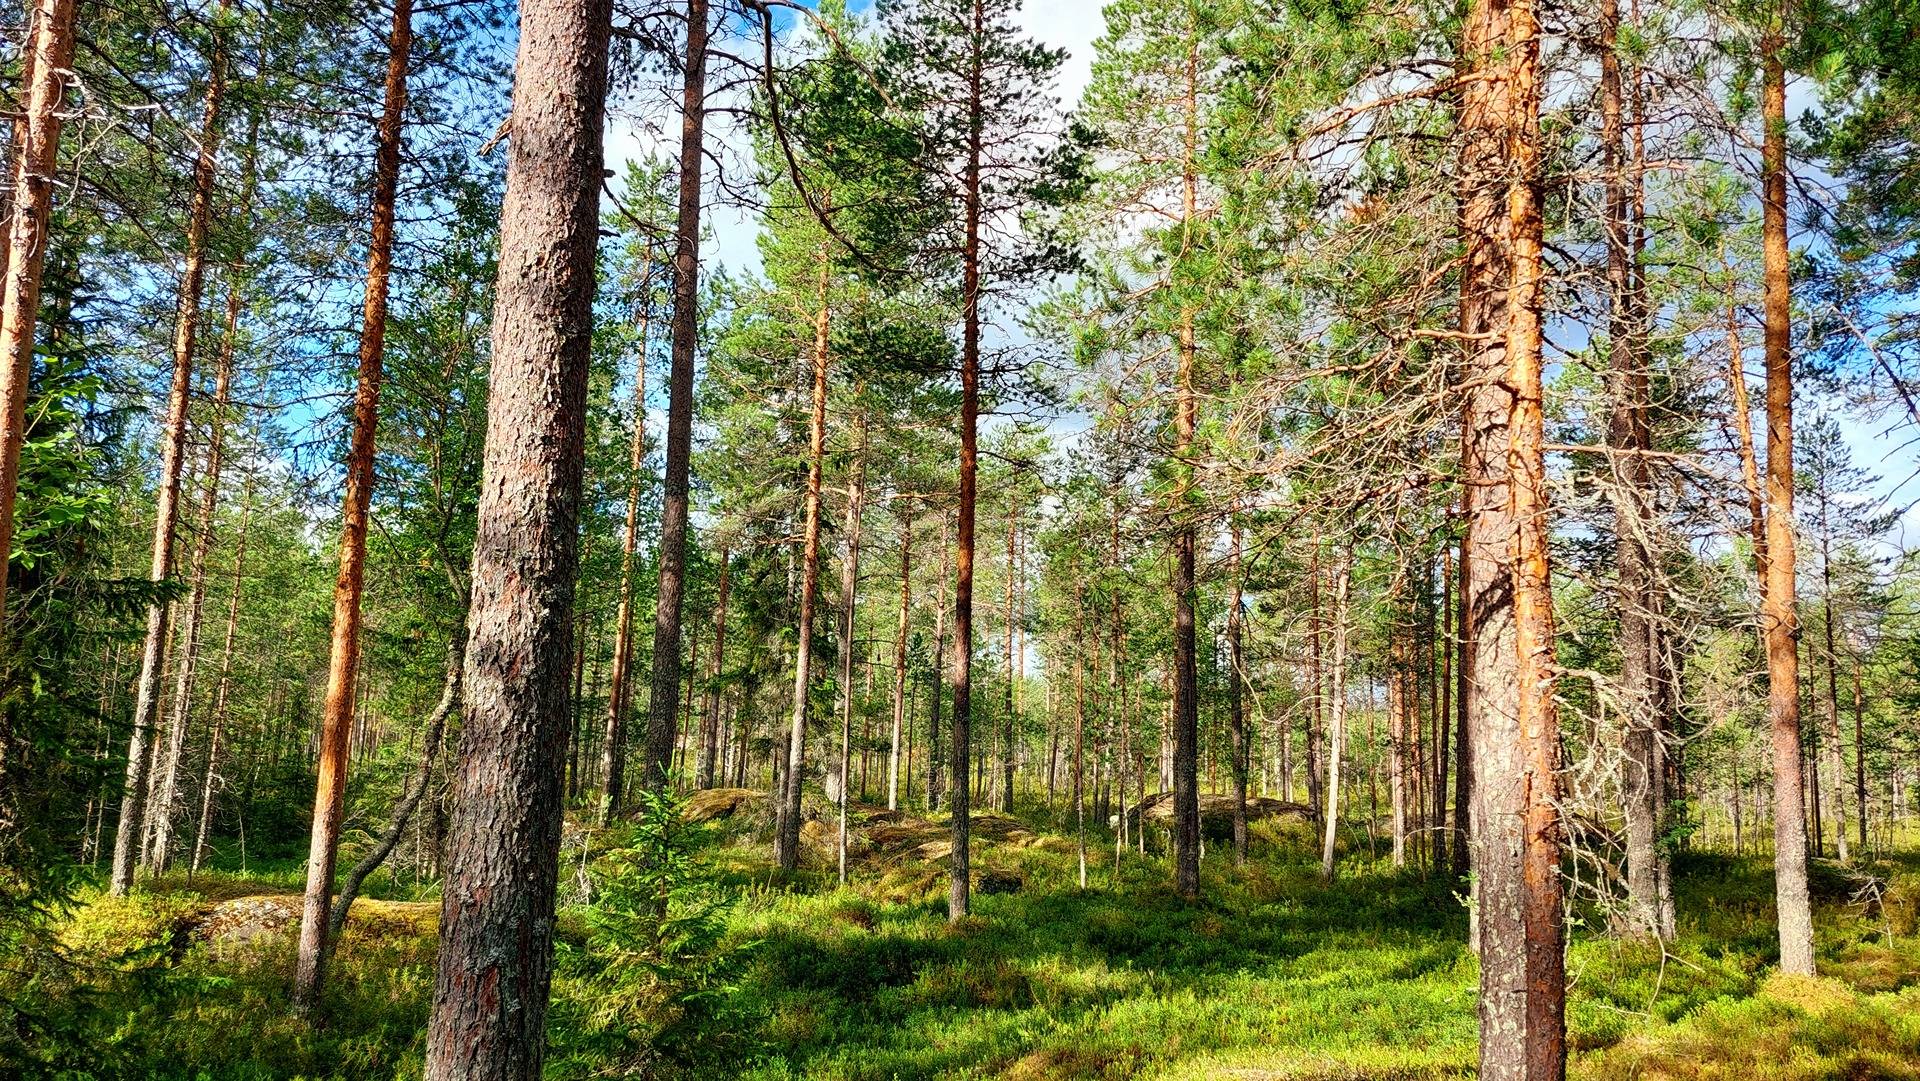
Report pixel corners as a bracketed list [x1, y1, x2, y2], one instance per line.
[3, 0, 1920, 1077]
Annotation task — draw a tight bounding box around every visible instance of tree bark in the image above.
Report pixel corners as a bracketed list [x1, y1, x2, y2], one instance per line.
[1168, 22, 1203, 903]
[928, 515, 949, 811]
[600, 263, 651, 823]
[190, 488, 251, 877]
[293, 0, 411, 1012]
[1600, 0, 1671, 938]
[1319, 549, 1350, 883]
[699, 543, 729, 789]
[949, 0, 985, 923]
[421, 0, 610, 1065]
[773, 254, 832, 874]
[888, 502, 912, 811]
[1818, 529, 1850, 864]
[109, 0, 225, 895]
[640, 0, 709, 793]
[836, 406, 868, 886]
[1760, 8, 1816, 979]
[0, 0, 77, 627]
[1072, 577, 1087, 888]
[1001, 508, 1016, 813]
[1228, 521, 1248, 866]
[1460, 0, 1567, 1069]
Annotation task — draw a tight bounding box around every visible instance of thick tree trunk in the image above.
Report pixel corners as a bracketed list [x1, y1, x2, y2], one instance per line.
[774, 256, 832, 874]
[110, 0, 226, 895]
[600, 273, 651, 823]
[1460, 0, 1567, 1070]
[836, 408, 868, 886]
[293, 0, 410, 1012]
[889, 504, 912, 811]
[641, 0, 709, 793]
[0, 0, 76, 628]
[1319, 550, 1351, 883]
[421, 0, 610, 1066]
[329, 633, 463, 939]
[1760, 13, 1816, 979]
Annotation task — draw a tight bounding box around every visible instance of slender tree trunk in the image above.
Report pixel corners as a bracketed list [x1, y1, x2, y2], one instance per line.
[1850, 661, 1866, 853]
[699, 544, 729, 789]
[641, 0, 709, 793]
[1760, 8, 1816, 978]
[1390, 602, 1409, 870]
[949, 0, 986, 923]
[774, 254, 832, 874]
[1228, 521, 1248, 866]
[889, 503, 912, 811]
[1001, 510, 1016, 813]
[836, 407, 868, 886]
[421, 0, 610, 1066]
[1168, 24, 1203, 904]
[110, 0, 228, 895]
[1460, 0, 1567, 1069]
[1601, 0, 1670, 938]
[1307, 546, 1324, 822]
[1319, 549, 1351, 882]
[928, 513, 949, 810]
[1818, 538, 1850, 863]
[330, 633, 463, 939]
[1073, 578, 1087, 889]
[191, 489, 252, 876]
[292, 0, 411, 1010]
[600, 269, 651, 823]
[0, 0, 77, 629]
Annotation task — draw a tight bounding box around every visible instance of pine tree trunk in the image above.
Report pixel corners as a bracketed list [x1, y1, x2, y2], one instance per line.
[1760, 10, 1816, 979]
[149, 61, 248, 871]
[600, 269, 651, 823]
[1072, 577, 1087, 889]
[699, 543, 729, 789]
[190, 489, 251, 877]
[1319, 549, 1351, 883]
[0, 0, 76, 628]
[293, 0, 410, 1011]
[949, 0, 986, 923]
[421, 0, 611, 1065]
[110, 0, 226, 895]
[1228, 521, 1248, 866]
[1600, 0, 1670, 938]
[641, 0, 709, 793]
[1390, 601, 1409, 870]
[1168, 25, 1203, 903]
[774, 255, 832, 874]
[889, 503, 912, 811]
[836, 407, 868, 886]
[1307, 546, 1324, 823]
[1460, 0, 1567, 1069]
[1000, 510, 1017, 813]
[928, 513, 949, 811]
[1819, 541, 1850, 863]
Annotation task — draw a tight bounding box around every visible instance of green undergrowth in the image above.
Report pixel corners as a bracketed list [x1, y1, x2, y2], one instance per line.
[13, 809, 1920, 1080]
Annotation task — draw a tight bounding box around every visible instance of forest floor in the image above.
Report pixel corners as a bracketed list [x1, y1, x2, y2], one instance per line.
[31, 796, 1920, 1080]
